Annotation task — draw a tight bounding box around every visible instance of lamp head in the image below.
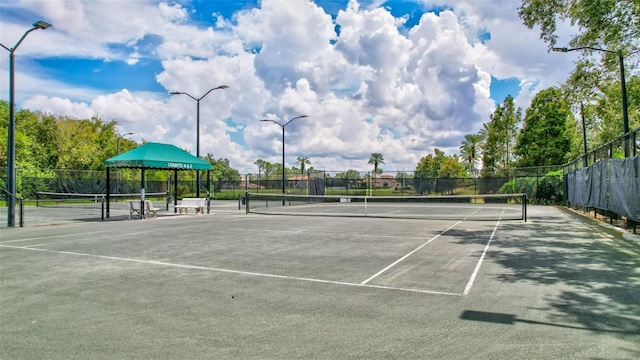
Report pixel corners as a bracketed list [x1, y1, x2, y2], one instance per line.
[33, 21, 52, 30]
[216, 85, 230, 90]
[552, 47, 568, 53]
[170, 91, 182, 95]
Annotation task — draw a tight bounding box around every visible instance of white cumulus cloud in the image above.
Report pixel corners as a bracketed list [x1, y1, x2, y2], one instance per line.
[1, 0, 576, 174]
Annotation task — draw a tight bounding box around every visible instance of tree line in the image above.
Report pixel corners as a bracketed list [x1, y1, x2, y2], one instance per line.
[456, 0, 640, 178]
[0, 101, 239, 184]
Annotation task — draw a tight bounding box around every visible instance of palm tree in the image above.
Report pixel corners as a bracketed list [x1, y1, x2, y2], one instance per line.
[368, 153, 385, 191]
[479, 122, 490, 139]
[295, 156, 311, 194]
[459, 133, 485, 177]
[296, 156, 311, 178]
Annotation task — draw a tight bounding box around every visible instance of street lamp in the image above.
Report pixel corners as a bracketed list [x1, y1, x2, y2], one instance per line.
[579, 102, 588, 167]
[116, 132, 134, 194]
[553, 46, 630, 157]
[170, 85, 229, 197]
[261, 115, 309, 204]
[1, 20, 52, 227]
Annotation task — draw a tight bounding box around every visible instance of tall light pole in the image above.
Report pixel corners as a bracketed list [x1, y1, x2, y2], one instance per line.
[170, 85, 229, 197]
[580, 102, 588, 167]
[116, 132, 134, 194]
[261, 115, 309, 204]
[553, 46, 630, 157]
[1, 20, 52, 227]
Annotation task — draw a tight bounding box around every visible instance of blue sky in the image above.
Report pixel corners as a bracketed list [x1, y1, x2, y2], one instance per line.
[0, 0, 575, 173]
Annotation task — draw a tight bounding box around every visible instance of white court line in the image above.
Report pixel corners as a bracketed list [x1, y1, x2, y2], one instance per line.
[0, 223, 201, 245]
[224, 223, 439, 240]
[360, 220, 463, 285]
[21, 229, 159, 248]
[231, 227, 435, 241]
[0, 244, 460, 297]
[0, 229, 173, 247]
[463, 210, 505, 295]
[0, 229, 117, 244]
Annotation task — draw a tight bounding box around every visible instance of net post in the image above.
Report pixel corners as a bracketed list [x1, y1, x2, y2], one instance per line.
[19, 198, 24, 227]
[106, 168, 110, 218]
[206, 190, 211, 214]
[522, 193, 527, 222]
[364, 195, 368, 217]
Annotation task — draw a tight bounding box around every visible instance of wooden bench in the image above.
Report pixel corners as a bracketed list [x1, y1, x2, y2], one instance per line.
[175, 198, 206, 214]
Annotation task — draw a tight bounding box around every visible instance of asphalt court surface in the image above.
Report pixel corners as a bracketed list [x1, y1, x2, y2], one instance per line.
[1, 204, 639, 359]
[1, 210, 499, 295]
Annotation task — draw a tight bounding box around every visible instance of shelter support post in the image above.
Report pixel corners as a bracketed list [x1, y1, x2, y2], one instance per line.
[207, 169, 211, 214]
[173, 170, 178, 213]
[106, 168, 111, 218]
[141, 169, 145, 219]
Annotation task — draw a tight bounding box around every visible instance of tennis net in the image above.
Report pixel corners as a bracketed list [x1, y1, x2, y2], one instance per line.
[35, 191, 169, 209]
[245, 193, 527, 221]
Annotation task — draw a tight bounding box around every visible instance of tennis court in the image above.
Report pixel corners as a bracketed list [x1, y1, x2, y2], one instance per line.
[1, 204, 639, 359]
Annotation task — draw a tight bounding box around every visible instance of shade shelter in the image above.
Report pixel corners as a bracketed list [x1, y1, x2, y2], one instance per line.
[104, 142, 212, 217]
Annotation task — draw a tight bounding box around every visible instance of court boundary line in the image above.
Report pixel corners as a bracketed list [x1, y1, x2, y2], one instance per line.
[0, 244, 461, 297]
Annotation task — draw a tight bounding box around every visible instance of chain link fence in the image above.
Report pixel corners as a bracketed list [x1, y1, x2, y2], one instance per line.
[244, 166, 563, 204]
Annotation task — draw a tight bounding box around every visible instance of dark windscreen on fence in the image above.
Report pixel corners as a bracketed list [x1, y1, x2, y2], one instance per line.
[589, 161, 607, 210]
[566, 155, 639, 223]
[608, 157, 640, 222]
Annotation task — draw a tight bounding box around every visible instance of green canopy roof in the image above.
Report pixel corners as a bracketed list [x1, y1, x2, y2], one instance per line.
[104, 142, 211, 170]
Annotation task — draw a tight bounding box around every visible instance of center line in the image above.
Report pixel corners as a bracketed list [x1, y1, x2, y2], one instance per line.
[463, 210, 504, 295]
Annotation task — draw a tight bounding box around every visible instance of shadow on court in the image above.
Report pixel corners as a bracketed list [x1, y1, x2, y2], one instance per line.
[485, 210, 640, 338]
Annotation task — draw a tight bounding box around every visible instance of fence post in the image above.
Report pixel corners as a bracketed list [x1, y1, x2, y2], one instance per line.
[535, 167, 539, 203]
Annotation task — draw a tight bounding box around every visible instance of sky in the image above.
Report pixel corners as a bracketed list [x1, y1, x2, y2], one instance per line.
[0, 0, 578, 174]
